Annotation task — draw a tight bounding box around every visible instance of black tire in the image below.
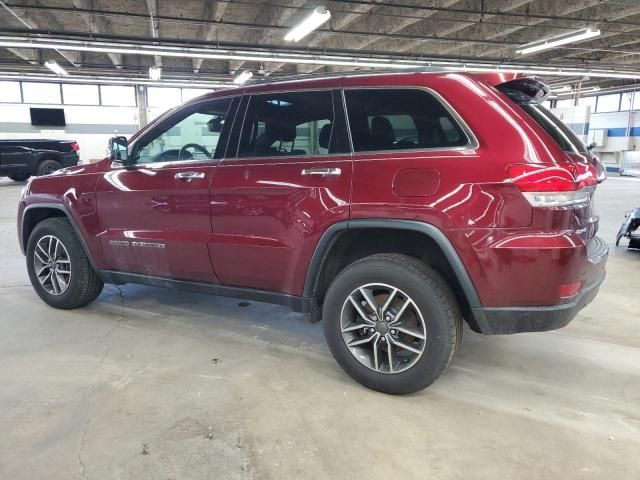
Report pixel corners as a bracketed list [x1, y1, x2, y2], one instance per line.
[36, 159, 62, 176]
[8, 172, 30, 182]
[26, 217, 104, 309]
[322, 254, 462, 395]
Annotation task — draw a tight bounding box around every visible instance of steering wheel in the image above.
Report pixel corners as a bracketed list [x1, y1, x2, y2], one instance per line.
[179, 143, 210, 160]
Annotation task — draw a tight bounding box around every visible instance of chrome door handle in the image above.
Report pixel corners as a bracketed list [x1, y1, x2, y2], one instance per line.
[175, 172, 205, 181]
[301, 167, 341, 177]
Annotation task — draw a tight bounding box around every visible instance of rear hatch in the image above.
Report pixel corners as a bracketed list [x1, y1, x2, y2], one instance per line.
[495, 77, 603, 242]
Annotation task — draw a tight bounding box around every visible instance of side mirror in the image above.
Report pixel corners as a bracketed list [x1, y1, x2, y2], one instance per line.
[207, 116, 224, 133]
[108, 136, 131, 163]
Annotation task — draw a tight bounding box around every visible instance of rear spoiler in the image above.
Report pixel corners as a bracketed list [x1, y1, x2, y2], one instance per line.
[468, 73, 551, 102]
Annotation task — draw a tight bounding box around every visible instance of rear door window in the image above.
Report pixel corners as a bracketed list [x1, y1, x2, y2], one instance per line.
[343, 89, 471, 152]
[237, 90, 339, 158]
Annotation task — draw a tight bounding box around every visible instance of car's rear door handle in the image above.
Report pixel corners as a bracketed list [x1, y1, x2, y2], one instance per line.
[175, 171, 205, 181]
[301, 167, 341, 177]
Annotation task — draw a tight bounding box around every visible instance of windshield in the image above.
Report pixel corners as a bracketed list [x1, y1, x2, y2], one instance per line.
[498, 86, 588, 154]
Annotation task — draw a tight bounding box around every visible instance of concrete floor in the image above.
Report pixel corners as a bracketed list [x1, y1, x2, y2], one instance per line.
[1, 176, 639, 480]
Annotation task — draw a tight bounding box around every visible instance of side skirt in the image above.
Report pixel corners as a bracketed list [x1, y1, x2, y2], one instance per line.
[98, 270, 317, 315]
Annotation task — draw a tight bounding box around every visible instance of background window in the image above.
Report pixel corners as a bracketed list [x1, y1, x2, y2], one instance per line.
[100, 85, 136, 106]
[148, 87, 182, 109]
[620, 92, 633, 111]
[632, 91, 640, 110]
[344, 89, 469, 152]
[134, 98, 231, 164]
[596, 94, 620, 113]
[62, 84, 99, 105]
[555, 98, 574, 109]
[0, 81, 21, 102]
[577, 96, 597, 111]
[238, 90, 335, 158]
[22, 82, 61, 104]
[182, 88, 212, 102]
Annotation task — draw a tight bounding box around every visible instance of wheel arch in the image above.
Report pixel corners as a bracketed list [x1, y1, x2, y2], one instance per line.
[35, 152, 64, 164]
[304, 219, 482, 331]
[21, 204, 98, 270]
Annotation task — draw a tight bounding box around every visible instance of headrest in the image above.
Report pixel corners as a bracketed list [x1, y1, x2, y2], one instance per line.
[265, 121, 296, 142]
[319, 123, 332, 149]
[370, 116, 395, 141]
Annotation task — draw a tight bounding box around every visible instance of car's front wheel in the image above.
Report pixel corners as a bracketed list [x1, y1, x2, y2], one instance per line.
[26, 217, 104, 309]
[322, 254, 462, 395]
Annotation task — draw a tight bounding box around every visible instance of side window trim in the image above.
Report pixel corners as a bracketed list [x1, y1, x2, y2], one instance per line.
[225, 94, 250, 159]
[330, 89, 351, 154]
[341, 86, 479, 154]
[214, 95, 241, 159]
[128, 96, 236, 165]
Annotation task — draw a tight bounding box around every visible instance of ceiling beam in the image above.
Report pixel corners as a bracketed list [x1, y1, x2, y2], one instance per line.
[521, 4, 640, 66]
[145, 0, 162, 69]
[192, 1, 230, 74]
[278, 0, 385, 74]
[0, 0, 80, 67]
[289, 0, 464, 75]
[71, 0, 122, 68]
[230, 0, 310, 74]
[387, 0, 535, 56]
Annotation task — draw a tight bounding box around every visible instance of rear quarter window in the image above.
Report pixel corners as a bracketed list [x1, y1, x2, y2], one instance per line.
[498, 86, 588, 154]
[344, 89, 471, 153]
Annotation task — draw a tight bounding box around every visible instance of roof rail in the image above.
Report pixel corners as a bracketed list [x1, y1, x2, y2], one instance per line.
[245, 67, 448, 85]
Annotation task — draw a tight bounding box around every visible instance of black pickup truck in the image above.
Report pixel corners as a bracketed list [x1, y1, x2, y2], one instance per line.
[0, 139, 80, 181]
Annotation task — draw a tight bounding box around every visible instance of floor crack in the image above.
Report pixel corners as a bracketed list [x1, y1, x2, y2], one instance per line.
[77, 289, 126, 479]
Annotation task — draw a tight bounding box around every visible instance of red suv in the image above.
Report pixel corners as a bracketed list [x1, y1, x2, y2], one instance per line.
[17, 71, 607, 394]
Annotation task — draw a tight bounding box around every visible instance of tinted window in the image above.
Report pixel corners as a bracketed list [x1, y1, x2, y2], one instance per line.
[238, 90, 336, 157]
[499, 87, 587, 154]
[519, 104, 588, 154]
[133, 97, 232, 164]
[344, 89, 469, 152]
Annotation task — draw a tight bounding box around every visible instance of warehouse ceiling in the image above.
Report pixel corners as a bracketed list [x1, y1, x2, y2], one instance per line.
[1, 0, 640, 91]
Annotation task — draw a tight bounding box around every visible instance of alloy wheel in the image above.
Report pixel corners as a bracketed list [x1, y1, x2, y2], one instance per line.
[340, 283, 427, 374]
[33, 235, 72, 296]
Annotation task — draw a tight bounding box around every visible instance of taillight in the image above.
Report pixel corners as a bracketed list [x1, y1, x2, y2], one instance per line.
[70, 142, 80, 151]
[506, 163, 597, 207]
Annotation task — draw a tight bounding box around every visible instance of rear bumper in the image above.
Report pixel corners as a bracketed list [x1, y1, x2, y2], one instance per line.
[471, 236, 608, 334]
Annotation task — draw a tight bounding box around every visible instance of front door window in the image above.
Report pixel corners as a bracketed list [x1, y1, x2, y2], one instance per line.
[133, 97, 232, 164]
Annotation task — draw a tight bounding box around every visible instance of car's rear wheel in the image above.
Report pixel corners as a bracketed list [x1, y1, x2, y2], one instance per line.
[26, 217, 104, 309]
[36, 159, 62, 176]
[322, 254, 462, 395]
[8, 172, 30, 182]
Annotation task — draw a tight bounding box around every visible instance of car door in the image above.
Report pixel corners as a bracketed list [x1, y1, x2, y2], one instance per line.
[209, 89, 352, 295]
[0, 141, 32, 175]
[95, 96, 237, 282]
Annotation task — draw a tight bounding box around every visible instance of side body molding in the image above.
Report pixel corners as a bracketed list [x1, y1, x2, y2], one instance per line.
[303, 218, 482, 309]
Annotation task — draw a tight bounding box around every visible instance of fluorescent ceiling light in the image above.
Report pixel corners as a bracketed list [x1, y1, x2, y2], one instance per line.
[516, 28, 601, 55]
[149, 65, 161, 81]
[284, 6, 331, 42]
[551, 85, 571, 93]
[3, 35, 640, 80]
[557, 86, 600, 96]
[233, 70, 253, 84]
[44, 60, 68, 75]
[0, 72, 232, 89]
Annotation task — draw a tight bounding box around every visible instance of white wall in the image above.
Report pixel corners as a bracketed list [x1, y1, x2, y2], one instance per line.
[0, 103, 139, 163]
